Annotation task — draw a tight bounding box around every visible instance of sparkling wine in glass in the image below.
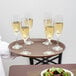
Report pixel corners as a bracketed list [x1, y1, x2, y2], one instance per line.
[20, 22, 31, 55]
[45, 26, 54, 45]
[12, 16, 22, 49]
[43, 18, 52, 45]
[43, 25, 54, 55]
[53, 15, 63, 51]
[28, 18, 33, 28]
[24, 18, 34, 45]
[44, 19, 52, 26]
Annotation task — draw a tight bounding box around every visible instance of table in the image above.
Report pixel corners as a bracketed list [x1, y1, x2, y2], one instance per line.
[8, 38, 65, 65]
[9, 64, 76, 76]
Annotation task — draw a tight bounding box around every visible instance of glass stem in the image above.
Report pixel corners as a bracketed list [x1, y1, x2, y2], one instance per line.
[15, 33, 18, 45]
[23, 39, 27, 50]
[48, 39, 51, 44]
[47, 39, 51, 51]
[23, 37, 28, 49]
[56, 35, 60, 46]
[24, 38, 27, 44]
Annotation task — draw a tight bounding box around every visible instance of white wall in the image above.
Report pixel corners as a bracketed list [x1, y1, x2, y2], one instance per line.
[0, 0, 76, 64]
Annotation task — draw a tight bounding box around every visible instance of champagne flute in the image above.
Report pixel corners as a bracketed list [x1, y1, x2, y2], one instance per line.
[12, 16, 22, 49]
[42, 18, 52, 45]
[20, 21, 31, 55]
[45, 25, 54, 45]
[43, 24, 54, 55]
[53, 15, 63, 51]
[28, 18, 33, 28]
[24, 18, 34, 45]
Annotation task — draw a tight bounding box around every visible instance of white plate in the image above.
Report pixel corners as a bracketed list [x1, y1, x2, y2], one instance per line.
[41, 68, 74, 76]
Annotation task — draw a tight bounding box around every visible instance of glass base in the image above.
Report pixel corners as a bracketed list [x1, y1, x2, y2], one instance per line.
[12, 44, 23, 49]
[20, 51, 31, 55]
[42, 41, 52, 45]
[52, 46, 63, 51]
[25, 40, 34, 45]
[43, 51, 54, 55]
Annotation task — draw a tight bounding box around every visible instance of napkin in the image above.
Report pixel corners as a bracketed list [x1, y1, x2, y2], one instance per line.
[0, 36, 10, 58]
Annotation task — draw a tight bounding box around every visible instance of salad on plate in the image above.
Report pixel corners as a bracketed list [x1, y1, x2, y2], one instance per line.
[41, 67, 73, 76]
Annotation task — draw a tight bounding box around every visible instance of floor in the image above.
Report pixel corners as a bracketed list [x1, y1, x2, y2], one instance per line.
[2, 57, 30, 76]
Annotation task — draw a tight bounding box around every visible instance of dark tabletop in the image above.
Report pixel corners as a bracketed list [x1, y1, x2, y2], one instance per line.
[8, 38, 65, 58]
[9, 64, 76, 76]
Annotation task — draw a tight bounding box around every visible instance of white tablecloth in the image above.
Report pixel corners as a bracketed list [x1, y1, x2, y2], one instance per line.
[0, 56, 5, 76]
